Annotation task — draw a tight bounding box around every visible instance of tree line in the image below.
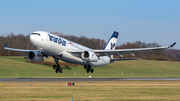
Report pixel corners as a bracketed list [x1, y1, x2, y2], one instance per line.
[115, 41, 178, 61]
[0, 32, 179, 61]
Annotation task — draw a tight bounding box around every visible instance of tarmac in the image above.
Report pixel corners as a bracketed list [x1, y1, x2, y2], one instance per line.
[0, 78, 180, 82]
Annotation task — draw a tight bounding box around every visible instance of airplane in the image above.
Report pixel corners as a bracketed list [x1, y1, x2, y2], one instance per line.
[4, 31, 176, 73]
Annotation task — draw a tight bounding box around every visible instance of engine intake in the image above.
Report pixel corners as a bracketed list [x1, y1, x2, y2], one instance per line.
[27, 51, 44, 62]
[81, 51, 98, 62]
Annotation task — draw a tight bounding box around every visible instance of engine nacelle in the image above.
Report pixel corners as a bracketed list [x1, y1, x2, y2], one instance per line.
[81, 51, 98, 62]
[27, 51, 44, 62]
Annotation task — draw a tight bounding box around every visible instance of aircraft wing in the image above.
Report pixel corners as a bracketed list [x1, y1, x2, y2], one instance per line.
[93, 42, 176, 56]
[4, 44, 35, 52]
[68, 42, 176, 57]
[4, 44, 51, 56]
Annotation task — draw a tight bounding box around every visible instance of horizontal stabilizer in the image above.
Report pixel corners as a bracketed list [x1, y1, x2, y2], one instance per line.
[111, 58, 142, 62]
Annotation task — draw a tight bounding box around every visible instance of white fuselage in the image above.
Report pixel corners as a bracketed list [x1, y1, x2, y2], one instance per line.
[29, 31, 110, 67]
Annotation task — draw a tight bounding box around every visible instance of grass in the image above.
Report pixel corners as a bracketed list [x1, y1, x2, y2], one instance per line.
[0, 56, 180, 78]
[1, 57, 180, 101]
[0, 81, 180, 101]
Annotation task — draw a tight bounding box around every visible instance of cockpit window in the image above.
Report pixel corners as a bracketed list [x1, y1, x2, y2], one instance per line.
[31, 33, 41, 36]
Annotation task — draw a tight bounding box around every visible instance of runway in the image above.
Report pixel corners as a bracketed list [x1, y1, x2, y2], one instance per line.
[0, 78, 180, 82]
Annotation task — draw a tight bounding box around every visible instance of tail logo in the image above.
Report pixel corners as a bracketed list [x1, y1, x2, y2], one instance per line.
[111, 43, 116, 50]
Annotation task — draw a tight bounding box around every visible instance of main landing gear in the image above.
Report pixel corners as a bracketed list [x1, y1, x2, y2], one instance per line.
[53, 58, 63, 73]
[53, 64, 63, 73]
[84, 65, 94, 73]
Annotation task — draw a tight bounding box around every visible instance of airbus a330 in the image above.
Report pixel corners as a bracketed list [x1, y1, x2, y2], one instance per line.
[4, 31, 176, 73]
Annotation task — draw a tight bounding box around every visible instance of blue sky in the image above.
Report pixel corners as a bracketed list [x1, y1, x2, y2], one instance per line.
[0, 0, 180, 49]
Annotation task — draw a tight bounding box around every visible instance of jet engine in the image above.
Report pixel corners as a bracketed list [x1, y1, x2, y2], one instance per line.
[27, 51, 44, 62]
[81, 51, 98, 62]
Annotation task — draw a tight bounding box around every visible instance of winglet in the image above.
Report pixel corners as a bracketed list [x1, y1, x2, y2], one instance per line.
[5, 44, 8, 48]
[170, 42, 176, 47]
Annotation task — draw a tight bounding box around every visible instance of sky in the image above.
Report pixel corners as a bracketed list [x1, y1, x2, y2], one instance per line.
[0, 0, 180, 49]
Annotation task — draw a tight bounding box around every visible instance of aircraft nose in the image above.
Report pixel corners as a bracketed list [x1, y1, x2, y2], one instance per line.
[29, 35, 37, 46]
[29, 35, 34, 42]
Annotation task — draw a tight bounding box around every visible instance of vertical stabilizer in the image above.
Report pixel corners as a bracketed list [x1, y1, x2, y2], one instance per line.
[103, 31, 119, 50]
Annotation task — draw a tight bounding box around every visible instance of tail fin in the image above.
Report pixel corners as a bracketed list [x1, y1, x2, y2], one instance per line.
[103, 31, 119, 50]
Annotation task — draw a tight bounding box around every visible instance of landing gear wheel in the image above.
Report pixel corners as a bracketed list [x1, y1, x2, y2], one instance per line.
[53, 58, 63, 74]
[86, 69, 89, 73]
[85, 64, 93, 73]
[53, 65, 56, 69]
[59, 68, 63, 73]
[57, 65, 60, 69]
[84, 65, 87, 69]
[90, 68, 94, 73]
[55, 69, 58, 73]
[88, 65, 91, 69]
